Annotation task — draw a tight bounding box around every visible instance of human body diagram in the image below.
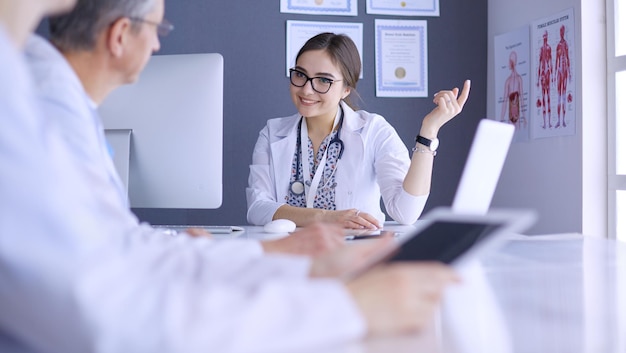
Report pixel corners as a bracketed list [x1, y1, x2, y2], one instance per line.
[554, 25, 571, 128]
[536, 31, 553, 129]
[500, 50, 526, 129]
[532, 14, 575, 138]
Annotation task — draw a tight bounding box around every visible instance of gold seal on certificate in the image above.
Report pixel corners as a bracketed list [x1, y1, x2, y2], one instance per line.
[395, 67, 406, 79]
[315, 0, 324, 4]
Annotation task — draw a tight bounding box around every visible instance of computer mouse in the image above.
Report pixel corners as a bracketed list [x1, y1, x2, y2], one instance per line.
[263, 219, 297, 233]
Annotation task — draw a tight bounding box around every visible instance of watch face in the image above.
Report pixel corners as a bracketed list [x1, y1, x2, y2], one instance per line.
[430, 138, 440, 151]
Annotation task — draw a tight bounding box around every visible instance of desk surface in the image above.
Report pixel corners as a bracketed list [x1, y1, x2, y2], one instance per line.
[221, 222, 417, 241]
[218, 226, 626, 353]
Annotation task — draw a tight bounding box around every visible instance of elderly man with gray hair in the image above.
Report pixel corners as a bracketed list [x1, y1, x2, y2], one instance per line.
[26, 0, 350, 257]
[26, 0, 167, 207]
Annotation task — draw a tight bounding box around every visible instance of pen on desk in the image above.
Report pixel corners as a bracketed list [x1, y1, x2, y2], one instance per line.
[345, 232, 400, 241]
[345, 235, 373, 241]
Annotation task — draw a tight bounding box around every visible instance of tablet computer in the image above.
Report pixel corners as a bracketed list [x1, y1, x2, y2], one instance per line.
[344, 207, 536, 279]
[389, 208, 535, 265]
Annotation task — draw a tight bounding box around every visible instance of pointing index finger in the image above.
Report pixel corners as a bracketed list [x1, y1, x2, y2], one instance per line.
[456, 79, 471, 108]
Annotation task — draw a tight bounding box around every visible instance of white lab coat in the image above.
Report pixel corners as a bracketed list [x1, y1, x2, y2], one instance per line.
[0, 29, 365, 353]
[247, 101, 428, 226]
[25, 35, 128, 207]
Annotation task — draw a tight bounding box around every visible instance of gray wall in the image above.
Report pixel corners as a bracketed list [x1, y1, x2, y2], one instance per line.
[41, 0, 488, 226]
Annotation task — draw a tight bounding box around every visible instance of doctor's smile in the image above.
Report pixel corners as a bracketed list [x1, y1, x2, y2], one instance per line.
[298, 97, 319, 106]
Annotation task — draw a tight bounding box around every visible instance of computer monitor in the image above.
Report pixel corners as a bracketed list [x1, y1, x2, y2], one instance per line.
[99, 53, 223, 209]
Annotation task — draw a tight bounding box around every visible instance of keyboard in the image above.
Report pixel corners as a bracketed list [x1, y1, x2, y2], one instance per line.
[154, 225, 245, 234]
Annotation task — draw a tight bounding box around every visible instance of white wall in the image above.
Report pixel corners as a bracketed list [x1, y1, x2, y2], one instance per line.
[580, 0, 607, 238]
[487, 0, 606, 236]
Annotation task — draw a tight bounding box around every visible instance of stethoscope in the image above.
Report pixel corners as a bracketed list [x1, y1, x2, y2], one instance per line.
[289, 107, 345, 206]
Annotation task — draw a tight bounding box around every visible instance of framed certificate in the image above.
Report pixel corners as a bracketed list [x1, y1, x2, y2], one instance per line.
[375, 19, 428, 97]
[366, 0, 439, 17]
[281, 0, 358, 16]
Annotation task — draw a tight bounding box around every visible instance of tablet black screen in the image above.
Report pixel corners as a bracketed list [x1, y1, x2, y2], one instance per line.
[389, 220, 503, 264]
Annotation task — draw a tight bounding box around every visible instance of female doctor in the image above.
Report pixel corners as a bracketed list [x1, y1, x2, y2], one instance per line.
[246, 32, 470, 229]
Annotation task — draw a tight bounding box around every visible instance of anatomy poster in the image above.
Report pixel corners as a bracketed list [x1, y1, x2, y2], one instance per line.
[530, 8, 576, 139]
[494, 26, 531, 142]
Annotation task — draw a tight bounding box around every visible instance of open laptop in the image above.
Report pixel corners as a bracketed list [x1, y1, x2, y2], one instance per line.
[344, 119, 514, 240]
[452, 119, 515, 214]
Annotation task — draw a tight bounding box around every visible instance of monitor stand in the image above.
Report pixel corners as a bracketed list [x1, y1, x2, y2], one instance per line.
[104, 129, 132, 196]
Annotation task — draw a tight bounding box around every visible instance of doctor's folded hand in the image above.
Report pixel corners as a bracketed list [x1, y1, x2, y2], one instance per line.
[310, 237, 460, 335]
[261, 222, 345, 256]
[322, 208, 381, 230]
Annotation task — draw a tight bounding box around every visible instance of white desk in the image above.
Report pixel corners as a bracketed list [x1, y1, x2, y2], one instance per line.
[217, 227, 626, 353]
[221, 222, 417, 241]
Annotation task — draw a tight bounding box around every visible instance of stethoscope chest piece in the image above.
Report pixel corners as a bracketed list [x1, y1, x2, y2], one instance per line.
[290, 108, 345, 199]
[290, 180, 305, 196]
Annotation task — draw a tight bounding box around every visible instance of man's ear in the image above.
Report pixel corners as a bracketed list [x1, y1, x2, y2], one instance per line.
[106, 17, 132, 58]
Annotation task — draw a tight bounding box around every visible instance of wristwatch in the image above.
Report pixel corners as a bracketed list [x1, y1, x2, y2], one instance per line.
[415, 135, 439, 152]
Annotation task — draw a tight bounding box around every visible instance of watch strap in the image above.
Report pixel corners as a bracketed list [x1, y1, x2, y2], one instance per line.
[415, 135, 432, 147]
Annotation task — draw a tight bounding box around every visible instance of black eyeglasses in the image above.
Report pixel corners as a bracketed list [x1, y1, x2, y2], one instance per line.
[289, 68, 342, 94]
[129, 17, 174, 37]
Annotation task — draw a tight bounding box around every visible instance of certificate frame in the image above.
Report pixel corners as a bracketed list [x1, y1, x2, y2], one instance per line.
[280, 0, 358, 16]
[366, 0, 440, 17]
[375, 19, 428, 97]
[286, 20, 364, 78]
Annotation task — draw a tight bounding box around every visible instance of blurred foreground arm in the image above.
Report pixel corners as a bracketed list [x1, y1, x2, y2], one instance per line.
[261, 223, 345, 256]
[348, 262, 458, 335]
[309, 236, 459, 335]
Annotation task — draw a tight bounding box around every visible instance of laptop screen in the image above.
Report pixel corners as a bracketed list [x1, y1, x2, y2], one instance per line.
[452, 119, 515, 214]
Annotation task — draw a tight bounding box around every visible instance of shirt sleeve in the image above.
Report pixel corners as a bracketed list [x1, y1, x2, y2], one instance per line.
[372, 118, 428, 225]
[246, 124, 284, 225]
[75, 234, 367, 353]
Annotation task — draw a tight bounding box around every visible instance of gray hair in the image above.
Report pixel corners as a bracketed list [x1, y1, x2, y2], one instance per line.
[49, 0, 157, 51]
